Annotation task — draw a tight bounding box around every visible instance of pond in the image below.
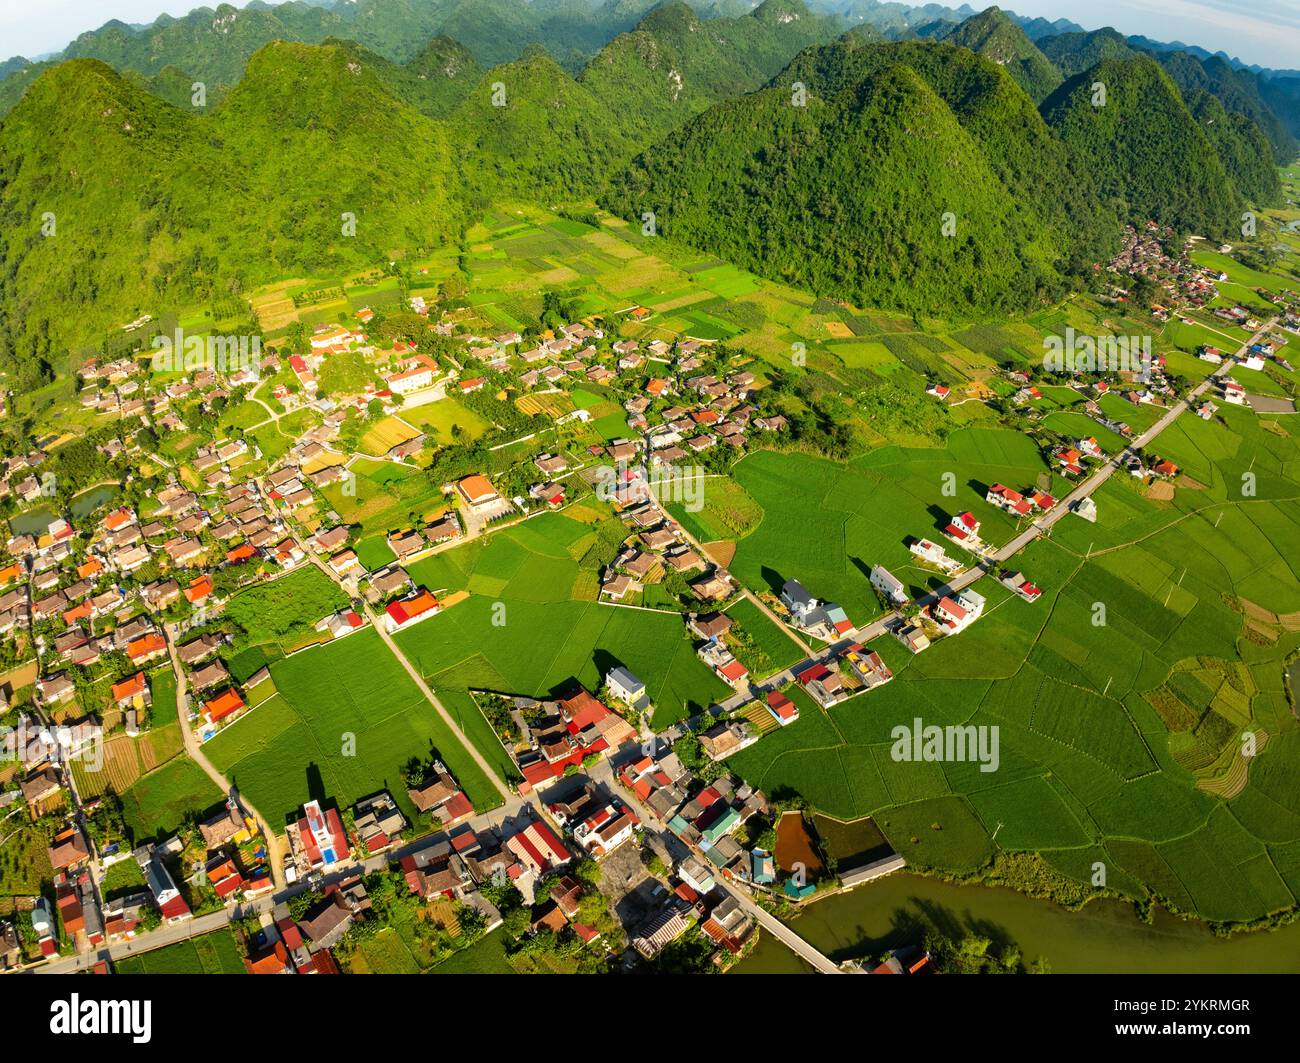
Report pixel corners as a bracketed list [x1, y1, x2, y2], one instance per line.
[7, 482, 119, 537]
[732, 871, 1300, 974]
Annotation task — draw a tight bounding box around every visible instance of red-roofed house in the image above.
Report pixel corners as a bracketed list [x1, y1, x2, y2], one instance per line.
[203, 689, 245, 724]
[382, 589, 440, 631]
[505, 821, 571, 877]
[766, 690, 798, 727]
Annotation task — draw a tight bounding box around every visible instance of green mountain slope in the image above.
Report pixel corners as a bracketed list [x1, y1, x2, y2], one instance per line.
[1157, 50, 1297, 163]
[1184, 89, 1282, 207]
[579, 0, 844, 140]
[1036, 27, 1137, 79]
[774, 37, 1112, 271]
[0, 58, 55, 117]
[450, 47, 635, 202]
[1259, 75, 1300, 139]
[1041, 57, 1242, 236]
[310, 35, 482, 119]
[941, 6, 1061, 102]
[0, 46, 466, 365]
[603, 56, 1084, 317]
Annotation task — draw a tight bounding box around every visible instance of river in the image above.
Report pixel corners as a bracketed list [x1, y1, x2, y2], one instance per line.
[731, 872, 1300, 974]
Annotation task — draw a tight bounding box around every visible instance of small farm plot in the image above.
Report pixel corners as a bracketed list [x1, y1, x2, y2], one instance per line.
[396, 512, 732, 728]
[115, 929, 246, 975]
[204, 629, 502, 823]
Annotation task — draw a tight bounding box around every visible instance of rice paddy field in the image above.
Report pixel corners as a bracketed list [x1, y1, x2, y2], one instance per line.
[203, 627, 504, 824]
[115, 929, 246, 975]
[401, 399, 491, 442]
[722, 426, 1068, 623]
[724, 402, 1300, 925]
[413, 205, 1198, 399]
[396, 511, 732, 729]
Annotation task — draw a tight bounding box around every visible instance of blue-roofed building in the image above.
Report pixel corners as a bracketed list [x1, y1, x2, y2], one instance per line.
[784, 878, 816, 900]
[751, 849, 775, 885]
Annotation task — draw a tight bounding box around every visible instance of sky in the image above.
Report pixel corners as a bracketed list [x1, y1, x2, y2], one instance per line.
[1004, 0, 1300, 69]
[2, 0, 1299, 69]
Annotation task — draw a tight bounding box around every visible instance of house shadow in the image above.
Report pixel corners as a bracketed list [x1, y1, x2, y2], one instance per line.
[758, 566, 786, 596]
[305, 762, 327, 808]
[546, 678, 584, 701]
[592, 649, 624, 681]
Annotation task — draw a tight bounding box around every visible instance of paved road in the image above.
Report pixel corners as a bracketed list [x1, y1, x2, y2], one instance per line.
[164, 623, 287, 889]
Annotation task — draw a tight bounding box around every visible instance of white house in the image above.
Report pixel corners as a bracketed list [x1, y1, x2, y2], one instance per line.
[869, 565, 907, 605]
[780, 579, 820, 628]
[933, 588, 986, 634]
[606, 667, 645, 707]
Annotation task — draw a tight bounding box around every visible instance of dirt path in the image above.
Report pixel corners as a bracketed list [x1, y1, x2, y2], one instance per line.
[165, 624, 286, 888]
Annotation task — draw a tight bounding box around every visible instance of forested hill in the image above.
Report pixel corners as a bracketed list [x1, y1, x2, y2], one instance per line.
[0, 47, 467, 374]
[1040, 57, 1244, 235]
[0, 3, 1293, 371]
[602, 41, 1105, 319]
[939, 6, 1061, 101]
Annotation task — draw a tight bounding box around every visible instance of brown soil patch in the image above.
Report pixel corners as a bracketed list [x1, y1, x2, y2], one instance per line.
[1244, 619, 1278, 644]
[823, 321, 854, 339]
[775, 811, 824, 876]
[701, 540, 736, 566]
[1238, 597, 1277, 624]
[1145, 481, 1176, 501]
[1174, 475, 1207, 491]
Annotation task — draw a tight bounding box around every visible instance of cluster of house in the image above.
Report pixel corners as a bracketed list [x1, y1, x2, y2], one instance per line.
[1211, 304, 1263, 332]
[506, 686, 638, 794]
[596, 463, 733, 605]
[615, 754, 766, 957]
[0, 448, 56, 505]
[1, 438, 344, 739]
[34, 789, 276, 964]
[1106, 222, 1221, 312]
[243, 876, 368, 974]
[470, 326, 788, 455]
[75, 356, 153, 419]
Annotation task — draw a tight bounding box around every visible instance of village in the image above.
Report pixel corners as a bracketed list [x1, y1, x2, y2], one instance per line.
[0, 213, 1291, 976]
